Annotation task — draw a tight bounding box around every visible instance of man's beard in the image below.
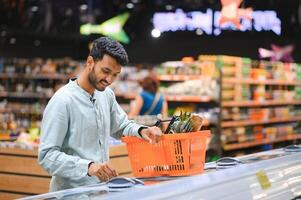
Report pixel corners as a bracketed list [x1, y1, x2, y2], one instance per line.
[88, 67, 105, 91]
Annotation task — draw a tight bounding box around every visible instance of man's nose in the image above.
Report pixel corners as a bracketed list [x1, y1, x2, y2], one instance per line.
[105, 75, 114, 84]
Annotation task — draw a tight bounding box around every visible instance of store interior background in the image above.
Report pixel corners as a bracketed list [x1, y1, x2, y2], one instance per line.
[2, 0, 301, 198]
[1, 0, 301, 157]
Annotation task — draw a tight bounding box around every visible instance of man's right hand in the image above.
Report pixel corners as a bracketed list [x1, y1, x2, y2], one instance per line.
[140, 126, 162, 144]
[88, 163, 118, 182]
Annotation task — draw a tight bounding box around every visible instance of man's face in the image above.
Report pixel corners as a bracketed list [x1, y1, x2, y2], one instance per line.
[88, 54, 121, 91]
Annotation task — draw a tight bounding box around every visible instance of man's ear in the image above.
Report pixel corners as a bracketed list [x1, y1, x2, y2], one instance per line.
[86, 56, 94, 70]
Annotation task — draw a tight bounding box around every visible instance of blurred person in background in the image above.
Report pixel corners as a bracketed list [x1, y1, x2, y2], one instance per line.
[128, 75, 168, 120]
[38, 37, 162, 192]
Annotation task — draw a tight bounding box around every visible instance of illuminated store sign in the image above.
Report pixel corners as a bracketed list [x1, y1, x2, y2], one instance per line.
[80, 13, 130, 44]
[153, 9, 281, 35]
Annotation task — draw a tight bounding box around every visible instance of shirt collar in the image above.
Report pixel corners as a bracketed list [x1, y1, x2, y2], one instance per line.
[70, 78, 95, 100]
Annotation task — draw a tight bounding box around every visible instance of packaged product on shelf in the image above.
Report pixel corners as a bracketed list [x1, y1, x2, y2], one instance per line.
[162, 78, 219, 101]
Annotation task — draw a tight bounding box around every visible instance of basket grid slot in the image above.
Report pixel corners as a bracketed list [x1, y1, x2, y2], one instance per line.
[138, 164, 186, 173]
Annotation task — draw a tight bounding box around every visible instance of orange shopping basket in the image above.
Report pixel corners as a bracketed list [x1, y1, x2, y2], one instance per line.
[122, 130, 210, 177]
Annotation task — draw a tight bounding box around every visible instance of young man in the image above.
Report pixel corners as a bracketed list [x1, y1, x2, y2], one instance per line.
[38, 37, 162, 192]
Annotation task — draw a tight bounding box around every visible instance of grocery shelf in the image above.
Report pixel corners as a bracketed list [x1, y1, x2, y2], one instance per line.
[0, 134, 15, 141]
[0, 74, 19, 79]
[115, 92, 136, 99]
[0, 108, 43, 115]
[0, 91, 213, 103]
[115, 92, 214, 103]
[221, 116, 301, 128]
[165, 95, 212, 102]
[222, 100, 301, 107]
[29, 74, 72, 80]
[157, 75, 201, 81]
[0, 92, 52, 99]
[0, 73, 72, 80]
[0, 91, 7, 96]
[220, 57, 301, 155]
[223, 78, 301, 86]
[0, 146, 38, 156]
[0, 58, 82, 143]
[223, 134, 301, 151]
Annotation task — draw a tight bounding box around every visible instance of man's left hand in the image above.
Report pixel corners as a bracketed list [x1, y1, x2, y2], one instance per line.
[140, 126, 162, 144]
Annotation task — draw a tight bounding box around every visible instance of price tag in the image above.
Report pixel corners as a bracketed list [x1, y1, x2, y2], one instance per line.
[256, 170, 271, 190]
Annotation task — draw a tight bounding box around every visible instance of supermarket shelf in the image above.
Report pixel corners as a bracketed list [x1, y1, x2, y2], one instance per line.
[115, 92, 214, 103]
[1, 91, 213, 103]
[28, 74, 72, 80]
[222, 100, 301, 107]
[165, 95, 212, 102]
[0, 73, 201, 81]
[223, 134, 301, 151]
[0, 146, 38, 156]
[0, 73, 72, 80]
[157, 75, 201, 81]
[0, 74, 19, 78]
[0, 137, 18, 142]
[221, 116, 301, 128]
[223, 78, 301, 86]
[115, 92, 136, 99]
[0, 108, 43, 115]
[0, 92, 52, 99]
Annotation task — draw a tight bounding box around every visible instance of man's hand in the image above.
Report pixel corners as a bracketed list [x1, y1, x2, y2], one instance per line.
[88, 163, 118, 182]
[140, 126, 162, 144]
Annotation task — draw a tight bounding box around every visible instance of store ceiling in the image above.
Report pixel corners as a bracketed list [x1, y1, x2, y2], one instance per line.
[1, 0, 300, 36]
[0, 0, 300, 62]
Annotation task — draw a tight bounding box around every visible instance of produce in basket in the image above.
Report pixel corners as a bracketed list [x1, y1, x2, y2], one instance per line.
[166, 111, 204, 134]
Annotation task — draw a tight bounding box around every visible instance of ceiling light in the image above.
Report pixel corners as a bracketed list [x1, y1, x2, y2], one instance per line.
[1, 31, 6, 37]
[80, 4, 88, 10]
[151, 29, 161, 38]
[196, 28, 203, 35]
[165, 5, 173, 11]
[126, 3, 134, 9]
[34, 40, 41, 46]
[31, 6, 38, 12]
[10, 37, 16, 44]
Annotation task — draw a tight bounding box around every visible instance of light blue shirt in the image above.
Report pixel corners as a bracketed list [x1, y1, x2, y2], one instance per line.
[38, 79, 142, 192]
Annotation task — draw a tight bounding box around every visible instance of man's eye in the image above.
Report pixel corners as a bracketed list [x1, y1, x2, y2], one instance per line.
[102, 69, 110, 73]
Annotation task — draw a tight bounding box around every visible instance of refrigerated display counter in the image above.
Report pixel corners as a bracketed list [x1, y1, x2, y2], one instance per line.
[21, 146, 301, 200]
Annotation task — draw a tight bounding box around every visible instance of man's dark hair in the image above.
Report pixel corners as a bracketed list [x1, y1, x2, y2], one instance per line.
[89, 37, 129, 65]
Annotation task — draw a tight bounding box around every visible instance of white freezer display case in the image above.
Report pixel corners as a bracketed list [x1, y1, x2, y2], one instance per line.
[20, 146, 301, 200]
